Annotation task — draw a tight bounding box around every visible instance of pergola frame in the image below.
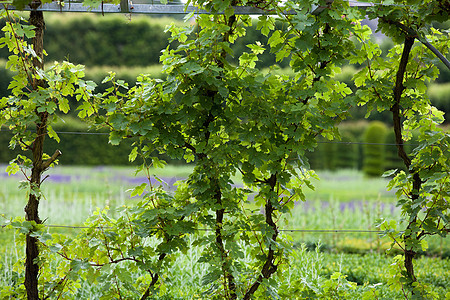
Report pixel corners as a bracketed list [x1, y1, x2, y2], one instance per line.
[1, 1, 373, 15]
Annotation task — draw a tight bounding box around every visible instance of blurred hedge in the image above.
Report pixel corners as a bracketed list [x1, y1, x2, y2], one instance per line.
[0, 117, 133, 165]
[306, 121, 367, 171]
[362, 121, 388, 177]
[0, 116, 185, 166]
[0, 119, 436, 168]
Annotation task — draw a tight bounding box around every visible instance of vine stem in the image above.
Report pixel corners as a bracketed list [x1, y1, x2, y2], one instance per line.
[193, 8, 241, 299]
[22, 4, 49, 299]
[390, 34, 420, 284]
[243, 174, 278, 300]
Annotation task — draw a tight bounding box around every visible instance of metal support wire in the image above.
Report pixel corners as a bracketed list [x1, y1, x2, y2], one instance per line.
[0, 129, 420, 146]
[0, 223, 382, 233]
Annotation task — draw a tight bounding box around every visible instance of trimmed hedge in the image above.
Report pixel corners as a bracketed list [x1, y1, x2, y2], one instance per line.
[0, 119, 439, 168]
[305, 136, 336, 171]
[305, 121, 366, 171]
[0, 116, 184, 166]
[384, 130, 406, 173]
[362, 121, 388, 177]
[0, 117, 133, 165]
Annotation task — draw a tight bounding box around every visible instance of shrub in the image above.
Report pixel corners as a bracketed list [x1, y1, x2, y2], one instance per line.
[362, 121, 388, 177]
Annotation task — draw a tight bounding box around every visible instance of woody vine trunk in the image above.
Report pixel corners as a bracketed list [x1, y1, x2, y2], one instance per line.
[24, 6, 63, 299]
[390, 35, 421, 283]
[24, 7, 45, 299]
[243, 174, 278, 300]
[209, 11, 239, 299]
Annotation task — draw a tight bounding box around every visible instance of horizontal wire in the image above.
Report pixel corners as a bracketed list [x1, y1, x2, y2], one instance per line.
[0, 129, 109, 135]
[0, 130, 419, 146]
[316, 141, 419, 146]
[0, 223, 382, 234]
[53, 131, 109, 135]
[279, 229, 381, 233]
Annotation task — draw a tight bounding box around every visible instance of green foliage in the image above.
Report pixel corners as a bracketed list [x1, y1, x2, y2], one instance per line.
[384, 129, 420, 173]
[306, 137, 338, 171]
[0, 8, 103, 298]
[0, 117, 187, 165]
[277, 246, 360, 299]
[339, 121, 369, 170]
[1, 117, 130, 165]
[2, 167, 449, 298]
[306, 130, 359, 171]
[0, 13, 174, 67]
[334, 65, 358, 91]
[363, 121, 388, 177]
[1, 172, 198, 298]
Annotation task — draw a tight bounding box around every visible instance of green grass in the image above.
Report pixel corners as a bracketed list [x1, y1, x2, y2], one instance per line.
[301, 169, 395, 202]
[0, 166, 391, 221]
[0, 164, 194, 222]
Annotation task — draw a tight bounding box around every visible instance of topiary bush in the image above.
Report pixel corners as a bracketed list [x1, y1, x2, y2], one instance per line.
[362, 121, 388, 177]
[306, 123, 366, 171]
